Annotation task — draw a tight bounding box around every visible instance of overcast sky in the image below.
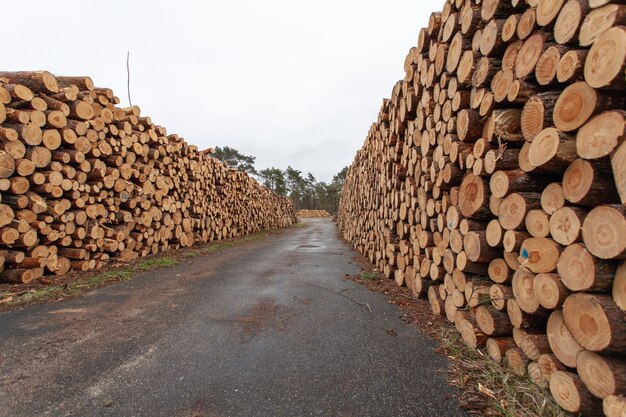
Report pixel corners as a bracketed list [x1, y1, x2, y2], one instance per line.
[7, 1, 441, 182]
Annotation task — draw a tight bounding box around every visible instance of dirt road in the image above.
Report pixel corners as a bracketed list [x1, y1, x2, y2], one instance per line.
[0, 219, 465, 417]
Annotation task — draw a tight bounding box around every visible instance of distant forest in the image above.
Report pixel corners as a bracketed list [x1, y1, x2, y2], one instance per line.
[211, 146, 347, 214]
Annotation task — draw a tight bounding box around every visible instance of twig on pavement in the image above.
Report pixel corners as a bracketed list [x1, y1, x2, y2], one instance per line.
[308, 283, 372, 314]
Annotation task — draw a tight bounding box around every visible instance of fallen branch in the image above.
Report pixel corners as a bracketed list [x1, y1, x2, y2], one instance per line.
[308, 283, 372, 314]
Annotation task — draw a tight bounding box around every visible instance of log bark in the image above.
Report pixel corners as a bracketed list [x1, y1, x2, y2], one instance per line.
[615, 261, 626, 311]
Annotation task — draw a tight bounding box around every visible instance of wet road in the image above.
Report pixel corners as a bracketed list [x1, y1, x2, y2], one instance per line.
[0, 219, 466, 417]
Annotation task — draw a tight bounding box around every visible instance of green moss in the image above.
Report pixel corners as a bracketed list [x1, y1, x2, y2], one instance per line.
[361, 271, 379, 281]
[137, 257, 178, 270]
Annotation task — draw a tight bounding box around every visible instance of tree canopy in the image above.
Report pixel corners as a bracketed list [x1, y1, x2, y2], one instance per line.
[212, 146, 257, 175]
[211, 146, 347, 214]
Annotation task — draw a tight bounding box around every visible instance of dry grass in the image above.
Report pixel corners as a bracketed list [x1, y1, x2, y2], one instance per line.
[439, 329, 568, 417]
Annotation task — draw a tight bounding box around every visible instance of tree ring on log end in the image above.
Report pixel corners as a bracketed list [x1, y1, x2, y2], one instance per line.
[458, 173, 484, 217]
[554, 82, 596, 132]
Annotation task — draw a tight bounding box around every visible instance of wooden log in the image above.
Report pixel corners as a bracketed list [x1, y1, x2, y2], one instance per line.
[554, 81, 626, 132]
[550, 371, 603, 416]
[486, 337, 516, 363]
[563, 293, 626, 354]
[582, 205, 626, 259]
[484, 109, 524, 143]
[525, 209, 551, 238]
[428, 285, 445, 315]
[547, 309, 584, 368]
[503, 230, 531, 253]
[0, 267, 35, 284]
[458, 173, 491, 219]
[457, 315, 488, 349]
[520, 92, 561, 142]
[480, 19, 507, 56]
[549, 206, 586, 245]
[519, 237, 561, 273]
[498, 192, 541, 230]
[463, 230, 501, 262]
[476, 305, 514, 336]
[584, 26, 626, 89]
[517, 8, 537, 40]
[489, 170, 551, 199]
[507, 297, 548, 330]
[0, 71, 58, 94]
[486, 219, 502, 247]
[502, 14, 520, 43]
[557, 49, 588, 83]
[577, 350, 626, 399]
[528, 361, 548, 388]
[615, 261, 626, 311]
[56, 76, 94, 91]
[482, 0, 520, 21]
[612, 138, 626, 205]
[457, 109, 483, 142]
[534, 272, 570, 309]
[554, 0, 590, 44]
[513, 327, 552, 361]
[576, 111, 625, 160]
[505, 347, 530, 376]
[512, 268, 550, 315]
[604, 395, 626, 417]
[489, 283, 513, 310]
[465, 279, 492, 308]
[488, 259, 512, 284]
[503, 41, 524, 71]
[527, 128, 577, 172]
[537, 0, 567, 27]
[579, 4, 626, 47]
[536, 45, 567, 85]
[538, 353, 568, 382]
[541, 183, 564, 215]
[515, 32, 550, 79]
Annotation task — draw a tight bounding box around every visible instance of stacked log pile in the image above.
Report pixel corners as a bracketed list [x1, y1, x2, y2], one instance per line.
[337, 0, 625, 415]
[297, 209, 332, 218]
[0, 71, 296, 284]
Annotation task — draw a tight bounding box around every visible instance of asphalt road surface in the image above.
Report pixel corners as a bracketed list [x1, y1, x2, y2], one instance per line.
[0, 219, 466, 417]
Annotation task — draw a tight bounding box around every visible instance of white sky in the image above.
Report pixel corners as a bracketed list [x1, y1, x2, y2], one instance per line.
[6, 0, 442, 182]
